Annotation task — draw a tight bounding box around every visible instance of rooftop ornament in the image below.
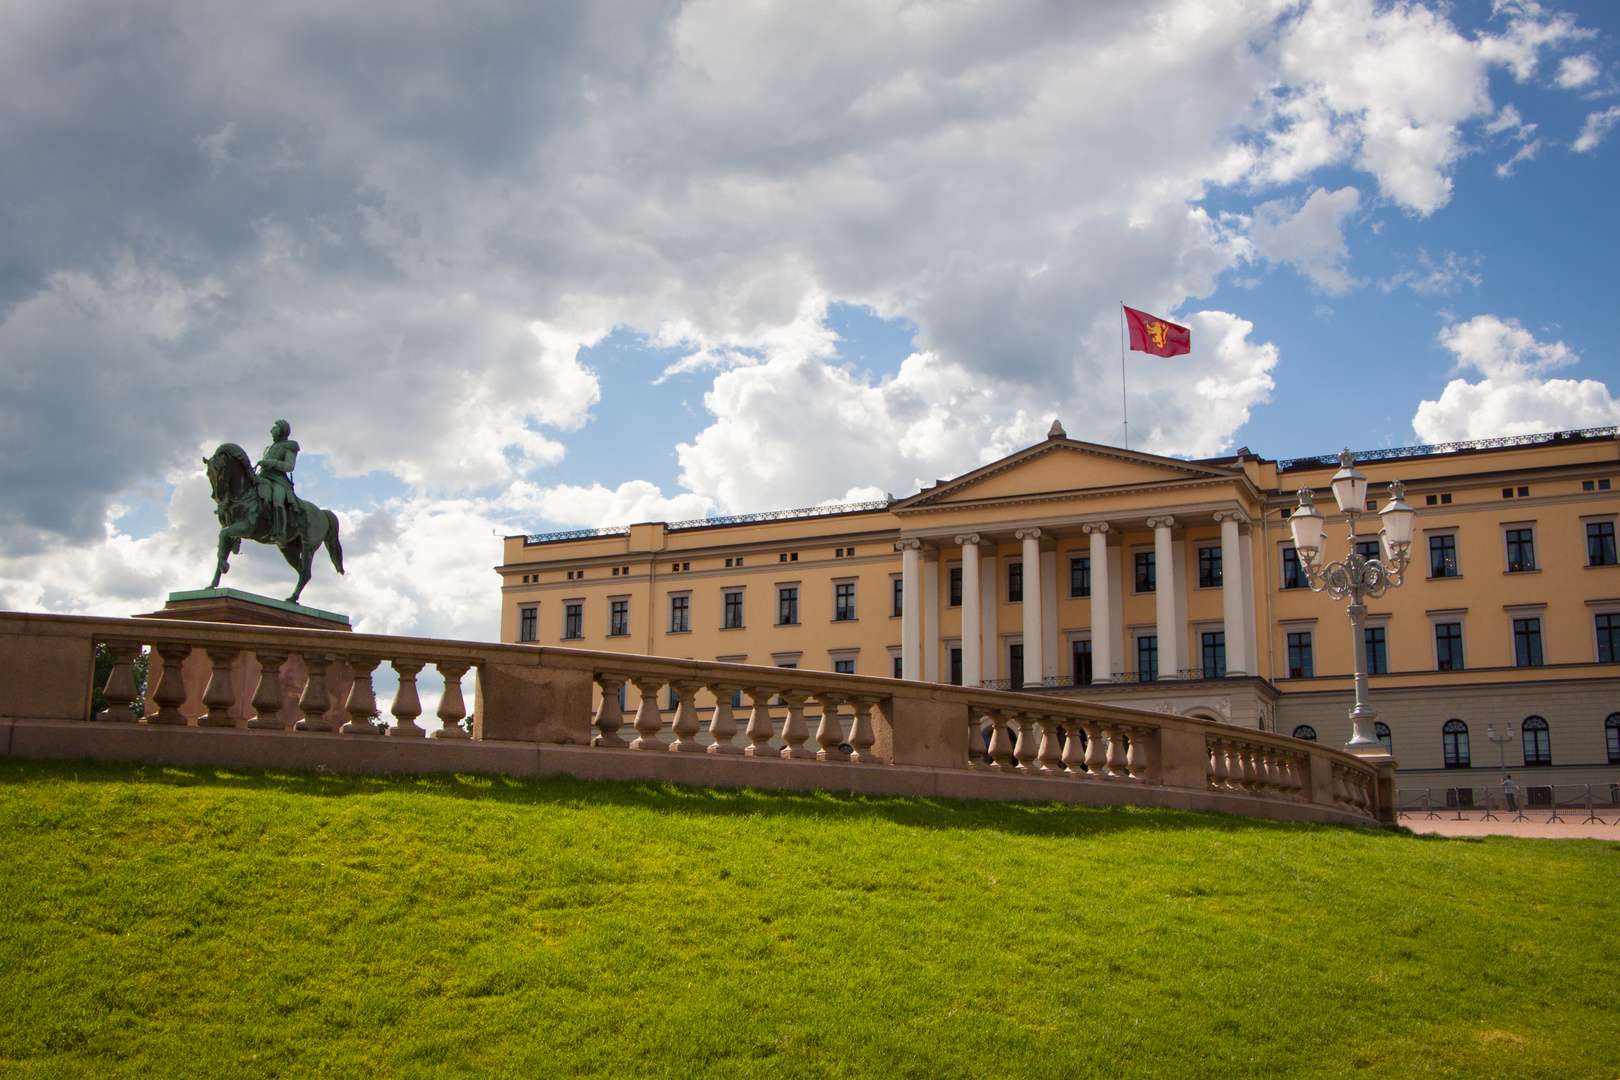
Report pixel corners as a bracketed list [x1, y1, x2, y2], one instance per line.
[1288, 449, 1416, 749]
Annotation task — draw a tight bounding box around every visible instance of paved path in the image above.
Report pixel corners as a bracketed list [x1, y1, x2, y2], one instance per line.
[1397, 809, 1620, 840]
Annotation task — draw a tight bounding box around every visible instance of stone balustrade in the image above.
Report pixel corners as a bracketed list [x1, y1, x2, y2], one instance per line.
[0, 611, 1392, 826]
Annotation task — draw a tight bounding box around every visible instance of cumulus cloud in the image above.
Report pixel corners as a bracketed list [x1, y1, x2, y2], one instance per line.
[1556, 54, 1600, 89]
[1249, 186, 1362, 292]
[0, 0, 1596, 637]
[1412, 315, 1620, 442]
[1573, 106, 1620, 153]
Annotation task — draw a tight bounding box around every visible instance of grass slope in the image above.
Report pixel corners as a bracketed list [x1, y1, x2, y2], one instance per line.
[0, 758, 1615, 1079]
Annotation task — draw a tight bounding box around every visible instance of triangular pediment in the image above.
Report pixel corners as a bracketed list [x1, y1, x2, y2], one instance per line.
[894, 438, 1242, 511]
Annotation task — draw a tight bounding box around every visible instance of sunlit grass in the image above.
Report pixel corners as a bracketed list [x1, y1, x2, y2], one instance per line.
[1, 758, 1615, 1079]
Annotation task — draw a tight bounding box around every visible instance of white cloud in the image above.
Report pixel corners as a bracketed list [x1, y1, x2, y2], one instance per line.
[1556, 54, 1600, 89]
[1412, 315, 1620, 442]
[1249, 186, 1362, 293]
[1379, 250, 1482, 295]
[1573, 106, 1620, 153]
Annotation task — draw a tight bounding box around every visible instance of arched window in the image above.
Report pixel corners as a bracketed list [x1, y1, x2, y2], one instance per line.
[1443, 719, 1470, 768]
[1608, 714, 1620, 765]
[1375, 721, 1393, 754]
[1292, 725, 1318, 741]
[1522, 716, 1551, 766]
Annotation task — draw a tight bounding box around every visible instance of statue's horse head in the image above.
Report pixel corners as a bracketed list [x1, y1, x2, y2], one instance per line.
[204, 443, 257, 509]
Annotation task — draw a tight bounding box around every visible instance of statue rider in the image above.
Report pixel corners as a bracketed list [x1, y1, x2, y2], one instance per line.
[256, 419, 299, 545]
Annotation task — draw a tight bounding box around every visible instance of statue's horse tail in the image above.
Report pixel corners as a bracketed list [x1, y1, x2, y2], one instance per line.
[323, 509, 345, 575]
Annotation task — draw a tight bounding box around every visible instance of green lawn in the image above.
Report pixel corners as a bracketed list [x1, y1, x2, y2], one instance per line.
[0, 758, 1614, 1079]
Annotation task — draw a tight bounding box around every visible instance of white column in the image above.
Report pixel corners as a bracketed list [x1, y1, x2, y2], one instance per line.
[956, 534, 982, 688]
[1239, 528, 1259, 676]
[1148, 517, 1178, 680]
[1041, 548, 1059, 680]
[1083, 523, 1112, 682]
[922, 550, 940, 683]
[980, 551, 999, 684]
[1216, 511, 1249, 676]
[1016, 528, 1044, 687]
[898, 539, 921, 680]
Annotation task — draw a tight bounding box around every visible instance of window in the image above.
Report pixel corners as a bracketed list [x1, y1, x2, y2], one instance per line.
[1281, 548, 1306, 589]
[1435, 622, 1464, 670]
[1504, 528, 1536, 572]
[834, 582, 856, 621]
[834, 658, 856, 675]
[1008, 643, 1025, 687]
[723, 591, 744, 629]
[1607, 714, 1620, 765]
[1198, 546, 1222, 588]
[1599, 613, 1620, 663]
[1286, 632, 1313, 678]
[1442, 719, 1470, 768]
[669, 595, 690, 633]
[1425, 493, 1453, 506]
[1200, 631, 1226, 679]
[892, 655, 903, 679]
[519, 605, 537, 643]
[779, 552, 798, 562]
[608, 600, 630, 637]
[1355, 539, 1381, 561]
[1429, 534, 1458, 578]
[948, 567, 963, 607]
[564, 602, 583, 640]
[1137, 635, 1158, 682]
[1522, 716, 1551, 766]
[1582, 479, 1612, 492]
[948, 648, 962, 686]
[1072, 639, 1093, 686]
[669, 561, 690, 572]
[1134, 551, 1156, 593]
[1375, 721, 1393, 754]
[1007, 562, 1024, 602]
[1588, 522, 1617, 566]
[1292, 725, 1318, 742]
[891, 578, 903, 617]
[1364, 626, 1387, 675]
[1513, 617, 1544, 667]
[777, 587, 799, 625]
[1070, 556, 1091, 597]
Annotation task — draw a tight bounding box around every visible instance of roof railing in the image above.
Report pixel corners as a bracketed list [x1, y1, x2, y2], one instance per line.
[1277, 426, 1617, 473]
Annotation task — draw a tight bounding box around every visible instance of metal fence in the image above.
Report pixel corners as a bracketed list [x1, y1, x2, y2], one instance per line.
[1396, 784, 1620, 824]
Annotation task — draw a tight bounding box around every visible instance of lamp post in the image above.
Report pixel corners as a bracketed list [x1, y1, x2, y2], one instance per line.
[1486, 724, 1514, 778]
[1289, 449, 1417, 749]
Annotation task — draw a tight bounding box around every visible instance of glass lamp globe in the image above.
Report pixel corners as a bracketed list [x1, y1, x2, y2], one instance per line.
[1378, 478, 1417, 561]
[1330, 448, 1369, 515]
[1289, 489, 1326, 563]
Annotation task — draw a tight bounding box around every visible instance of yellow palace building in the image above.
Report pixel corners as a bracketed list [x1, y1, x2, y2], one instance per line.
[498, 424, 1620, 791]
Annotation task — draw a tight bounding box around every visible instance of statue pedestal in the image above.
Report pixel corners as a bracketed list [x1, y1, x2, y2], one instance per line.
[134, 589, 354, 728]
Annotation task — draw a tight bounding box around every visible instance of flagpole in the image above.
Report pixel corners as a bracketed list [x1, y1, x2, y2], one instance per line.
[1119, 302, 1129, 451]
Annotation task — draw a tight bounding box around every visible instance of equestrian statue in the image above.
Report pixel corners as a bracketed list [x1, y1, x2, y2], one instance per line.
[204, 419, 344, 604]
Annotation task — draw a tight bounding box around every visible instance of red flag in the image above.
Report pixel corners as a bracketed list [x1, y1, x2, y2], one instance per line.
[1122, 306, 1191, 357]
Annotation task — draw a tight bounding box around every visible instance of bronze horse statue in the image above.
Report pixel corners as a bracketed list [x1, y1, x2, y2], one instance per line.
[204, 443, 344, 604]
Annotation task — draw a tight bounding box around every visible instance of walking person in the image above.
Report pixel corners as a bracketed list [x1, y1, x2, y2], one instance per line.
[1502, 773, 1519, 814]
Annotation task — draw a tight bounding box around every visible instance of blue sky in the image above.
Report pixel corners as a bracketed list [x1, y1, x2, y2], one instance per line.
[0, 0, 1615, 639]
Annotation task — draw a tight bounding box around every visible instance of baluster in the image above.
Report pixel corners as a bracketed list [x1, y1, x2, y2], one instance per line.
[387, 660, 426, 737]
[669, 680, 704, 753]
[1083, 721, 1109, 778]
[629, 677, 667, 750]
[966, 713, 987, 769]
[1253, 747, 1275, 795]
[198, 646, 239, 727]
[1012, 713, 1038, 773]
[1207, 739, 1222, 789]
[1102, 724, 1127, 780]
[1060, 720, 1087, 777]
[1277, 755, 1298, 799]
[1332, 766, 1349, 805]
[705, 683, 743, 754]
[779, 690, 815, 759]
[1238, 745, 1258, 791]
[1035, 716, 1064, 774]
[432, 661, 471, 739]
[593, 674, 628, 747]
[148, 643, 192, 725]
[248, 650, 288, 729]
[1125, 725, 1154, 783]
[847, 696, 879, 764]
[95, 643, 142, 722]
[743, 688, 776, 756]
[814, 693, 848, 761]
[295, 653, 334, 731]
[340, 655, 380, 734]
[985, 710, 1015, 771]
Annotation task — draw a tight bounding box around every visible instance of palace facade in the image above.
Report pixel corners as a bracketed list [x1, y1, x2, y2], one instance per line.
[498, 424, 1620, 789]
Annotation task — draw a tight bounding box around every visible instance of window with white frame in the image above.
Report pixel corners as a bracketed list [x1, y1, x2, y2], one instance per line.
[519, 605, 538, 643]
[668, 593, 690, 634]
[608, 598, 630, 637]
[563, 601, 583, 640]
[723, 590, 744, 630]
[834, 581, 856, 621]
[1428, 531, 1459, 578]
[1521, 716, 1551, 766]
[1503, 525, 1537, 573]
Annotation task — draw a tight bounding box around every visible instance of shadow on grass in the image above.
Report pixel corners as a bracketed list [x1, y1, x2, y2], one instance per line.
[0, 754, 1404, 842]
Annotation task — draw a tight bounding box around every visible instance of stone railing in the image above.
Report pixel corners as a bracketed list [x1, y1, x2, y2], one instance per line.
[0, 612, 1392, 826]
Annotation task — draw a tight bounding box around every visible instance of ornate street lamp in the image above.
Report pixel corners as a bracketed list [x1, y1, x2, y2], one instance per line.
[1289, 449, 1417, 749]
[1486, 724, 1515, 778]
